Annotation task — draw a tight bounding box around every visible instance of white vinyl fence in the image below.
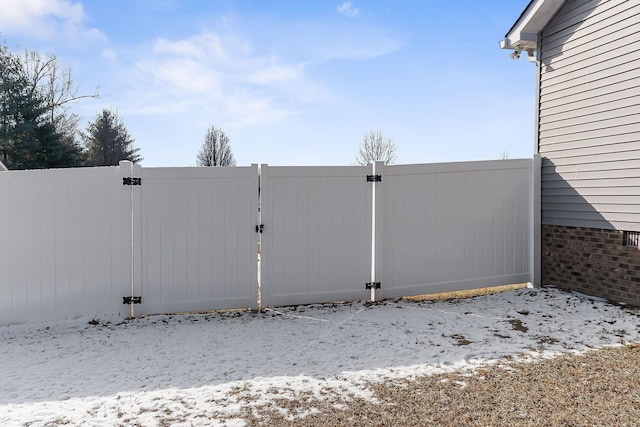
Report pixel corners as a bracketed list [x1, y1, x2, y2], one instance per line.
[0, 166, 131, 324]
[375, 160, 536, 298]
[0, 158, 540, 325]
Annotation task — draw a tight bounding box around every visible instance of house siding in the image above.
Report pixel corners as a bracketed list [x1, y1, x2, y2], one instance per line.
[538, 0, 640, 232]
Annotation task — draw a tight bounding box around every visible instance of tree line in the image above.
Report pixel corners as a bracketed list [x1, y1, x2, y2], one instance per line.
[0, 42, 140, 170]
[2, 40, 398, 170]
[195, 127, 398, 167]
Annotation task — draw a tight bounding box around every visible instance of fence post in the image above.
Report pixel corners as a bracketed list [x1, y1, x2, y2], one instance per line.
[531, 154, 542, 287]
[254, 163, 262, 309]
[369, 162, 376, 302]
[120, 160, 142, 317]
[369, 161, 385, 302]
[258, 163, 269, 308]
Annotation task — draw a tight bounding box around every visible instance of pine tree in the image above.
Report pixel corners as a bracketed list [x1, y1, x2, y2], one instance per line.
[84, 109, 141, 166]
[0, 42, 88, 169]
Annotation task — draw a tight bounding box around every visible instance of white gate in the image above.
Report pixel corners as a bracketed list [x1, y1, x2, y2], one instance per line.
[137, 165, 259, 314]
[260, 165, 372, 306]
[375, 159, 536, 298]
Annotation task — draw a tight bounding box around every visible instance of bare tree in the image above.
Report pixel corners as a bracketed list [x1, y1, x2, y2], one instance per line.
[19, 48, 99, 144]
[1, 42, 91, 168]
[355, 130, 397, 166]
[196, 126, 236, 166]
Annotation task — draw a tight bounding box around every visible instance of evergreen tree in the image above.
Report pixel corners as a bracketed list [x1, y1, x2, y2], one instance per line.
[84, 109, 141, 166]
[0, 42, 88, 169]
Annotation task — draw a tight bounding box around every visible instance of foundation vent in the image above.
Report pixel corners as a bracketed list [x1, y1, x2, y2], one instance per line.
[623, 231, 640, 248]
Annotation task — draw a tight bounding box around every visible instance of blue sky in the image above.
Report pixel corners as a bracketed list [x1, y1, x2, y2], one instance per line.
[0, 0, 535, 167]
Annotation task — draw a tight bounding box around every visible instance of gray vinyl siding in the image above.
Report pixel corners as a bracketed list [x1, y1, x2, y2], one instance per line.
[538, 0, 640, 232]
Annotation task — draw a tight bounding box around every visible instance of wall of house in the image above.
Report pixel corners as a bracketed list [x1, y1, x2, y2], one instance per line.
[538, 0, 640, 305]
[538, 0, 640, 232]
[542, 224, 640, 305]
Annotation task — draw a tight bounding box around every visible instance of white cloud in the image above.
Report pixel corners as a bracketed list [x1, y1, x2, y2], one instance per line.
[316, 35, 401, 61]
[248, 63, 304, 85]
[122, 15, 401, 133]
[128, 31, 324, 128]
[140, 57, 221, 95]
[336, 2, 359, 17]
[274, 20, 402, 63]
[101, 48, 117, 62]
[0, 0, 106, 42]
[154, 36, 225, 60]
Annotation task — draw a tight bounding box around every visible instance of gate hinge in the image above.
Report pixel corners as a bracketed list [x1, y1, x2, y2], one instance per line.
[256, 224, 264, 233]
[365, 282, 381, 289]
[366, 175, 382, 182]
[123, 296, 142, 304]
[123, 177, 142, 186]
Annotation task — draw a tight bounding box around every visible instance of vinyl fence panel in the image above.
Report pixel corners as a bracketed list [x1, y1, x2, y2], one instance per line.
[377, 160, 533, 298]
[137, 166, 259, 315]
[1, 159, 538, 326]
[260, 165, 372, 306]
[0, 166, 131, 324]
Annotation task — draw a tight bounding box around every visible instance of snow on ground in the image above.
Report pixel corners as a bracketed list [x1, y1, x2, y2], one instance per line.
[1, 287, 639, 426]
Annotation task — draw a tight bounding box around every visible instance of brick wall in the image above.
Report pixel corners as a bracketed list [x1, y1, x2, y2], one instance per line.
[542, 224, 640, 306]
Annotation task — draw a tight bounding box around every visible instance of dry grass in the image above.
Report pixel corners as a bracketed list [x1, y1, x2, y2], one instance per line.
[150, 284, 638, 426]
[239, 344, 640, 426]
[404, 283, 529, 302]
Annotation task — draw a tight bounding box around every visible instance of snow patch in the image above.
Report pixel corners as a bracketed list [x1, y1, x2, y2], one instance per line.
[1, 287, 638, 425]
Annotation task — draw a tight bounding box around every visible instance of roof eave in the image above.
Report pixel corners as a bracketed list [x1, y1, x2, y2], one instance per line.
[500, 0, 567, 51]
